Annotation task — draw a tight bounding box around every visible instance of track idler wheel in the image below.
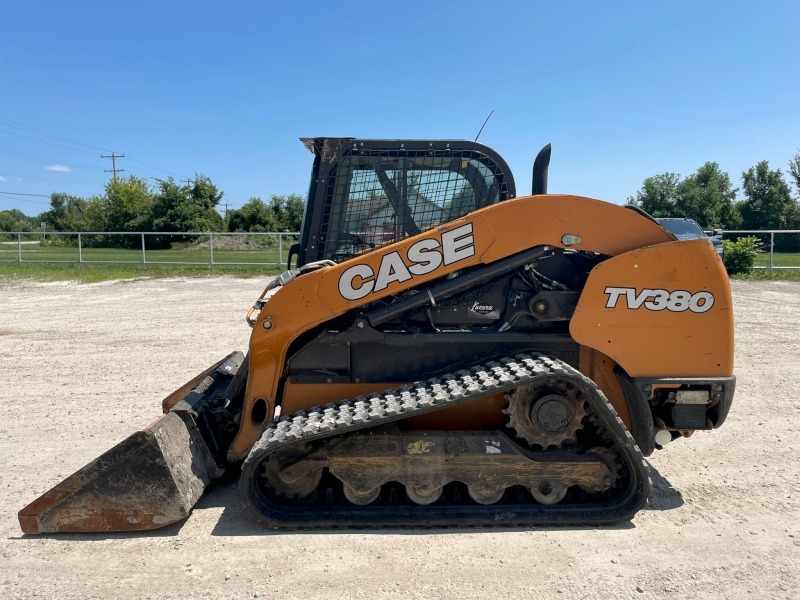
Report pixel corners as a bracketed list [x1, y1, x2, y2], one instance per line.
[467, 482, 506, 505]
[529, 479, 568, 505]
[343, 484, 380, 506]
[260, 444, 322, 500]
[406, 484, 443, 505]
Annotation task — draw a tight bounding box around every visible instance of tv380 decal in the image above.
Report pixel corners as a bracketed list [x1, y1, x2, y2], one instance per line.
[604, 286, 715, 313]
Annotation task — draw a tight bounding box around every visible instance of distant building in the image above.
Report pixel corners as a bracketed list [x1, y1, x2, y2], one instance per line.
[358, 187, 445, 246]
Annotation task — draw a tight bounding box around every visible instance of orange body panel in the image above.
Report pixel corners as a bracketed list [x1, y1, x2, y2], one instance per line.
[228, 194, 676, 460]
[281, 381, 410, 414]
[283, 381, 507, 430]
[578, 347, 631, 429]
[403, 394, 507, 430]
[570, 238, 734, 378]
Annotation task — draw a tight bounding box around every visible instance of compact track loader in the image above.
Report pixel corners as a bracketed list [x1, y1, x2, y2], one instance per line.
[19, 138, 735, 533]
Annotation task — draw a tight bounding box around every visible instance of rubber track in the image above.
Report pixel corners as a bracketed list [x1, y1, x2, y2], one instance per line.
[240, 353, 651, 529]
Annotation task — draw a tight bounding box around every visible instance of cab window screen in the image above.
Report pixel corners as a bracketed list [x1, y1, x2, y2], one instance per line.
[320, 149, 507, 262]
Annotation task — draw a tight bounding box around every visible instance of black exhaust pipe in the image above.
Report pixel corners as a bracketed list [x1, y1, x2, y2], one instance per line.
[532, 144, 551, 195]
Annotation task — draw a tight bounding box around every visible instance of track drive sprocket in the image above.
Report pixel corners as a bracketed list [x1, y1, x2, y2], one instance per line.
[503, 380, 588, 448]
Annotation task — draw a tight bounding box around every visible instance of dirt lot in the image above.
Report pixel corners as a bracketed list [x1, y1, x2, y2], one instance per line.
[1, 277, 798, 599]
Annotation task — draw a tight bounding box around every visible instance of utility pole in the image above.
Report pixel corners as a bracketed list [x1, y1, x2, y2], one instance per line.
[181, 178, 194, 187]
[101, 152, 125, 180]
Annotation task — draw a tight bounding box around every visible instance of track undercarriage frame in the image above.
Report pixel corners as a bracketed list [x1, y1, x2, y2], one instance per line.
[240, 353, 650, 528]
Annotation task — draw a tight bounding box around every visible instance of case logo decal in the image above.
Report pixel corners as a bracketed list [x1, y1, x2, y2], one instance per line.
[604, 286, 715, 313]
[338, 223, 475, 301]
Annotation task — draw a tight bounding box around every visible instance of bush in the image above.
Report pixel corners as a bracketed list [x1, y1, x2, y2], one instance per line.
[723, 236, 762, 275]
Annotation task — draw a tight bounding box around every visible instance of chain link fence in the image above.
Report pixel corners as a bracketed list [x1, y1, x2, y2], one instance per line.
[0, 231, 300, 268]
[720, 230, 800, 272]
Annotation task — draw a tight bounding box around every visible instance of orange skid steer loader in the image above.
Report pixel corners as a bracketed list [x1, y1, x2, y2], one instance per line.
[19, 138, 735, 533]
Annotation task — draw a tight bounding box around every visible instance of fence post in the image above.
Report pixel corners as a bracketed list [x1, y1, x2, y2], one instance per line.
[278, 233, 283, 268]
[770, 232, 774, 274]
[210, 233, 214, 268]
[141, 233, 146, 264]
[78, 233, 83, 264]
[17, 233, 22, 264]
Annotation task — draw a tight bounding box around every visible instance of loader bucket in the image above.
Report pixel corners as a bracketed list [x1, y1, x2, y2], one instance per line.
[18, 412, 220, 534]
[19, 351, 245, 534]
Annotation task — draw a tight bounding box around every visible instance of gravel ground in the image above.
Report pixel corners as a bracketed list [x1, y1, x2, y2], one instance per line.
[1, 277, 798, 600]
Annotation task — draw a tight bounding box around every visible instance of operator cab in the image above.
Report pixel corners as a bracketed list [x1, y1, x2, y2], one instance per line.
[292, 138, 518, 267]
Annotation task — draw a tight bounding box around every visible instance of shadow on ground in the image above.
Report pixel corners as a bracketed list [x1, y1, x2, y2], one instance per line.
[645, 461, 684, 511]
[10, 460, 683, 541]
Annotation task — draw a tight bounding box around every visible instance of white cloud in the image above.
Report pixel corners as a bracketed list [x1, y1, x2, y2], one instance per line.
[46, 164, 72, 172]
[0, 176, 7, 181]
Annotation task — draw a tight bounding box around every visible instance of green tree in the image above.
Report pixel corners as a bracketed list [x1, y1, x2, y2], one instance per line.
[738, 161, 793, 230]
[105, 173, 225, 240]
[444, 183, 476, 220]
[101, 176, 155, 247]
[267, 195, 288, 230]
[187, 175, 225, 231]
[227, 197, 274, 232]
[281, 193, 305, 232]
[789, 152, 800, 198]
[39, 192, 106, 233]
[41, 193, 75, 231]
[227, 194, 305, 232]
[781, 155, 800, 250]
[675, 162, 740, 229]
[738, 161, 798, 251]
[627, 173, 681, 217]
[81, 196, 109, 231]
[149, 175, 224, 246]
[783, 201, 800, 230]
[105, 176, 155, 232]
[0, 209, 36, 233]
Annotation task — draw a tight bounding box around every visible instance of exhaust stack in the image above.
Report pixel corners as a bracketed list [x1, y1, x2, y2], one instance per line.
[532, 143, 551, 195]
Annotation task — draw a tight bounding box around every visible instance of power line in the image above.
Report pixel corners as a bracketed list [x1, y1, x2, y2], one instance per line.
[0, 126, 103, 156]
[0, 192, 51, 204]
[0, 171, 105, 185]
[101, 152, 125, 180]
[0, 191, 51, 197]
[0, 115, 112, 153]
[126, 156, 181, 178]
[0, 116, 184, 180]
[0, 147, 98, 170]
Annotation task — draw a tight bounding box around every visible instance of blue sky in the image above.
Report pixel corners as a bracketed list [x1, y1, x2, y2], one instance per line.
[1, 0, 798, 216]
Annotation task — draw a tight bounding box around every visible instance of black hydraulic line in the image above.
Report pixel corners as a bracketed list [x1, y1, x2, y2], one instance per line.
[365, 245, 549, 327]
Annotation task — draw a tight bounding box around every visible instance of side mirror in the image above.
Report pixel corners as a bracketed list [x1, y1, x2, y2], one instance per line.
[287, 243, 300, 270]
[712, 228, 723, 238]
